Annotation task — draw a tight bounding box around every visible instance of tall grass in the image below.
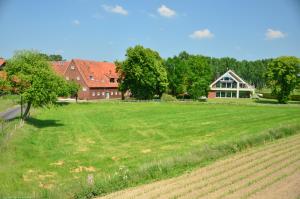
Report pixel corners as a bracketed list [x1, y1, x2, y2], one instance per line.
[74, 124, 300, 199]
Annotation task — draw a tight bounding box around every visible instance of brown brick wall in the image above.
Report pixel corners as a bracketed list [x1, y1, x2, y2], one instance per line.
[64, 61, 90, 100]
[88, 88, 122, 100]
[208, 91, 216, 98]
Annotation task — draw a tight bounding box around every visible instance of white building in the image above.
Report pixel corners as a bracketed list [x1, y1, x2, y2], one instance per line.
[208, 70, 255, 98]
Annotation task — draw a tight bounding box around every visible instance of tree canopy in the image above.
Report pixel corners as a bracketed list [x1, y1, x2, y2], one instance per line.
[266, 56, 300, 103]
[38, 53, 63, 61]
[116, 45, 168, 99]
[165, 52, 211, 99]
[2, 50, 74, 118]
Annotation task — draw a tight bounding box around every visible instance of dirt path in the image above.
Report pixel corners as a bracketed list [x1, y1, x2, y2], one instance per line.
[97, 134, 300, 199]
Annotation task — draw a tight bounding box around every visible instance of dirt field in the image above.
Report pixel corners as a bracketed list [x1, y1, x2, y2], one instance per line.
[99, 134, 300, 199]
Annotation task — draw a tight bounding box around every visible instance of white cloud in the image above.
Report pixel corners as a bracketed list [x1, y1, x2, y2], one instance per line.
[265, 28, 286, 40]
[157, 5, 176, 18]
[189, 29, 214, 40]
[102, 5, 128, 15]
[72, 19, 80, 25]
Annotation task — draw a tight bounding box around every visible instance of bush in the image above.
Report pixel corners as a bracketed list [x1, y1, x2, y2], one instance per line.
[260, 92, 300, 101]
[161, 93, 177, 102]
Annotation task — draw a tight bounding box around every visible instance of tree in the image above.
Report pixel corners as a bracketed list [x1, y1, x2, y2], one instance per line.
[164, 52, 190, 96]
[116, 45, 168, 100]
[165, 52, 212, 99]
[186, 55, 212, 99]
[266, 56, 300, 103]
[3, 50, 72, 119]
[38, 53, 63, 61]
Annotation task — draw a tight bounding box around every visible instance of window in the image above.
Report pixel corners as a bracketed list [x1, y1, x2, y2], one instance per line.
[77, 76, 80, 80]
[111, 92, 113, 95]
[110, 78, 115, 83]
[97, 92, 100, 96]
[82, 87, 87, 91]
[115, 91, 118, 95]
[66, 76, 69, 80]
[226, 92, 231, 98]
[71, 65, 75, 70]
[92, 92, 96, 96]
[221, 92, 225, 98]
[89, 75, 94, 80]
[216, 91, 220, 97]
[232, 92, 237, 98]
[102, 92, 105, 96]
[119, 92, 122, 95]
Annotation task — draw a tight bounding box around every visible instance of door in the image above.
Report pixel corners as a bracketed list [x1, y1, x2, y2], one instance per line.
[105, 92, 110, 99]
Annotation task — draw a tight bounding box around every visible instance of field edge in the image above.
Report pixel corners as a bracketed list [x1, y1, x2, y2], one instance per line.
[73, 124, 300, 199]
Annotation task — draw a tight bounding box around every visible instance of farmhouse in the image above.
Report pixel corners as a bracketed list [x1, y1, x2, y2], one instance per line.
[208, 70, 255, 98]
[51, 59, 121, 100]
[0, 58, 6, 70]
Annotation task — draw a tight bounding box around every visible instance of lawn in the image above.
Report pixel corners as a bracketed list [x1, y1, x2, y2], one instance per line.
[0, 95, 19, 112]
[0, 101, 300, 198]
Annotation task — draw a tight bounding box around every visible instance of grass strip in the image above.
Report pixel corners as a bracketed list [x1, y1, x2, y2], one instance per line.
[74, 124, 300, 199]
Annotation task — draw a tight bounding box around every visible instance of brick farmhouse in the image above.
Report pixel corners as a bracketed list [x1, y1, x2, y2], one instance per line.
[0, 58, 6, 70]
[51, 59, 121, 100]
[208, 70, 255, 98]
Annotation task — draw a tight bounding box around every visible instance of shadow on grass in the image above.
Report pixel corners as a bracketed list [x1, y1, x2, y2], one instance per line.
[26, 117, 64, 128]
[254, 99, 300, 105]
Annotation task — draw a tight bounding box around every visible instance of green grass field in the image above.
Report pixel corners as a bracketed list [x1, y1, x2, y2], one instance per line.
[0, 95, 19, 112]
[0, 101, 300, 198]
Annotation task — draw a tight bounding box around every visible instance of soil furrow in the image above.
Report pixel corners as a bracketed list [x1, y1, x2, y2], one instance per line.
[98, 135, 300, 199]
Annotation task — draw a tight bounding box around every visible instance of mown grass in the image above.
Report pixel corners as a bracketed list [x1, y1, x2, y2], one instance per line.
[0, 101, 299, 198]
[0, 95, 19, 112]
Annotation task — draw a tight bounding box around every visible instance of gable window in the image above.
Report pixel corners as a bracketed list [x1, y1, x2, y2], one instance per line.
[110, 78, 115, 83]
[77, 76, 80, 80]
[71, 65, 75, 70]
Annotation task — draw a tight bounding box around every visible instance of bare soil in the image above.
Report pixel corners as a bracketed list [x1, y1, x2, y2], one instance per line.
[98, 134, 300, 199]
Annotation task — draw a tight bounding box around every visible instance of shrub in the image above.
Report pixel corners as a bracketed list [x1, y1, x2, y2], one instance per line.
[161, 93, 177, 102]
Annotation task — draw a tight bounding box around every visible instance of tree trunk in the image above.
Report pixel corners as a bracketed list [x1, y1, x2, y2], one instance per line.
[22, 102, 31, 119]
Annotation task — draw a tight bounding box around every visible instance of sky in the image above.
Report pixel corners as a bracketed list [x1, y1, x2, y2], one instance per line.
[0, 0, 300, 61]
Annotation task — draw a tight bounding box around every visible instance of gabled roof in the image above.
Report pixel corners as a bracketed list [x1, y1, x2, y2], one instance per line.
[72, 59, 119, 88]
[51, 61, 70, 76]
[0, 58, 6, 69]
[210, 70, 253, 88]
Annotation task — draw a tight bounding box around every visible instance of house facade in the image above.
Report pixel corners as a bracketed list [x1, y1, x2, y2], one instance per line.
[0, 58, 5, 70]
[208, 70, 255, 98]
[51, 59, 121, 100]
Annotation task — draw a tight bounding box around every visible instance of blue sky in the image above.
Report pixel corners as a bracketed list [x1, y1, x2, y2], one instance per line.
[0, 0, 299, 61]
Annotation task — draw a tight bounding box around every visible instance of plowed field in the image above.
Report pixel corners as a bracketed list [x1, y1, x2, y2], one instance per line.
[99, 134, 300, 199]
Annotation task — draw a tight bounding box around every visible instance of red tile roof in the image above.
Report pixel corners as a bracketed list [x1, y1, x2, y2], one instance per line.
[72, 59, 119, 88]
[51, 61, 70, 76]
[0, 58, 5, 67]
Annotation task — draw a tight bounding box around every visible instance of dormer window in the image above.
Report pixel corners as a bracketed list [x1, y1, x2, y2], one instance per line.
[71, 65, 75, 70]
[110, 78, 115, 83]
[89, 75, 94, 80]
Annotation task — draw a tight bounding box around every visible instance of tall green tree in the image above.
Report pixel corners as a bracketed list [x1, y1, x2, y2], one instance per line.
[164, 51, 190, 96]
[266, 56, 300, 103]
[186, 55, 212, 99]
[165, 52, 212, 99]
[3, 50, 72, 119]
[116, 45, 168, 99]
